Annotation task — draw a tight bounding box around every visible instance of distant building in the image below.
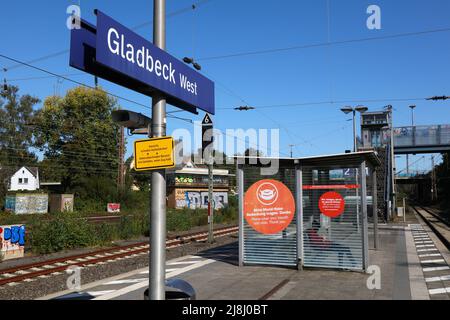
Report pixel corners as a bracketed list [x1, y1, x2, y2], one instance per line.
[360, 109, 394, 221]
[167, 161, 231, 210]
[8, 167, 40, 191]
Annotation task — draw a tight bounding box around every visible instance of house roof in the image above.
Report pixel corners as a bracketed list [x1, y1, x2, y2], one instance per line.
[20, 166, 39, 178]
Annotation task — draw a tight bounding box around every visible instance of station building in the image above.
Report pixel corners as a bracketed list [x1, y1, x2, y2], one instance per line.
[166, 161, 232, 210]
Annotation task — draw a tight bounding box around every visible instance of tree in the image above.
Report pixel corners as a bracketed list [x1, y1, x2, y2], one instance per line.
[0, 85, 40, 207]
[0, 85, 40, 165]
[33, 86, 121, 197]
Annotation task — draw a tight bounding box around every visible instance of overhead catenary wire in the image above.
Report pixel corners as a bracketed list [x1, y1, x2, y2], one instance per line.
[197, 26, 450, 62]
[217, 97, 427, 111]
[3, 0, 215, 71]
[0, 53, 187, 116]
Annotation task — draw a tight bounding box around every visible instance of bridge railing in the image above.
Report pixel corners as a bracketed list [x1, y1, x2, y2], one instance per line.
[395, 170, 429, 178]
[394, 125, 450, 148]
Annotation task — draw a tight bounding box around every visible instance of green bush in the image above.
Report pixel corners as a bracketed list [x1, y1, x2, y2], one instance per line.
[94, 223, 118, 244]
[30, 214, 95, 254]
[167, 210, 192, 231]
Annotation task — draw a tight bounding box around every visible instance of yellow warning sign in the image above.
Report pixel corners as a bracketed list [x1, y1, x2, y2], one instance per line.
[134, 137, 175, 171]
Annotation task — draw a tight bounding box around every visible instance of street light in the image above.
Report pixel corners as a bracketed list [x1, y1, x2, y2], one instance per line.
[409, 105, 416, 127]
[406, 105, 416, 175]
[340, 105, 368, 152]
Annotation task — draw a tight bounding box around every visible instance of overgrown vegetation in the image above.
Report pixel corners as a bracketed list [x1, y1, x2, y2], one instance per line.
[7, 195, 238, 254]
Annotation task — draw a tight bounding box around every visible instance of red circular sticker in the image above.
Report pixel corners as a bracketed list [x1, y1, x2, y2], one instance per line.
[319, 191, 345, 218]
[244, 179, 295, 235]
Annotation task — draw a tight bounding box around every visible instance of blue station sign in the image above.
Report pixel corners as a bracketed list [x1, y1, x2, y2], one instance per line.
[70, 10, 215, 115]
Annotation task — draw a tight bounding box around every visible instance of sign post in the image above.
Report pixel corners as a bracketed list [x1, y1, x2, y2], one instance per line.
[69, 1, 215, 301]
[150, 0, 167, 301]
[202, 114, 214, 243]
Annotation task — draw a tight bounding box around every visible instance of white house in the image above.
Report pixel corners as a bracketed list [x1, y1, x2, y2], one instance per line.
[9, 167, 40, 191]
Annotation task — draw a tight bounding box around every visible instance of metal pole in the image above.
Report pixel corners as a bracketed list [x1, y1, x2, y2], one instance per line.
[407, 106, 415, 176]
[372, 167, 378, 249]
[360, 161, 369, 270]
[403, 197, 406, 223]
[353, 110, 357, 152]
[390, 110, 396, 219]
[208, 160, 214, 243]
[406, 155, 409, 176]
[150, 0, 166, 301]
[295, 164, 303, 269]
[237, 164, 244, 267]
[431, 155, 435, 202]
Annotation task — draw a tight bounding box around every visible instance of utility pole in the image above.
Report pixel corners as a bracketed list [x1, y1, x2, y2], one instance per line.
[117, 125, 125, 190]
[208, 159, 214, 243]
[289, 144, 295, 158]
[431, 155, 436, 202]
[150, 0, 167, 300]
[407, 105, 416, 176]
[388, 106, 396, 219]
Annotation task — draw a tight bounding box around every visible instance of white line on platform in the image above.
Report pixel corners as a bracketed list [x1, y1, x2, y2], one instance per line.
[167, 260, 204, 266]
[104, 278, 148, 285]
[416, 245, 436, 248]
[421, 259, 445, 264]
[419, 253, 442, 258]
[429, 287, 450, 295]
[93, 258, 215, 300]
[423, 266, 450, 272]
[425, 275, 450, 283]
[86, 290, 116, 296]
[138, 268, 177, 275]
[417, 248, 439, 252]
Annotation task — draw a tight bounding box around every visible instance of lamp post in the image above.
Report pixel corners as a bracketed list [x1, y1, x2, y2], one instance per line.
[407, 105, 416, 176]
[340, 105, 368, 152]
[289, 144, 295, 158]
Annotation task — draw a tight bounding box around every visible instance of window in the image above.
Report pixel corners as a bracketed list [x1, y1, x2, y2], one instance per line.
[24, 178, 28, 184]
[18, 178, 23, 184]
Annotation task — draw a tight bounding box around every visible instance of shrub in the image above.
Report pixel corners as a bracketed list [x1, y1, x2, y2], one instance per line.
[167, 210, 192, 231]
[30, 214, 94, 254]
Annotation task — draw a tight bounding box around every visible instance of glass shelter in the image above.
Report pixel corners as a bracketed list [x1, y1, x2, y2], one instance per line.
[236, 152, 381, 272]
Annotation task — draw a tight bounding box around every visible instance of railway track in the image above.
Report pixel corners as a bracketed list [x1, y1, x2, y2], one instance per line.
[412, 206, 450, 251]
[0, 225, 238, 287]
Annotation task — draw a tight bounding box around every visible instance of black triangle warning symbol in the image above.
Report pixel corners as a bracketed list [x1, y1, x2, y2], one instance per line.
[202, 113, 213, 125]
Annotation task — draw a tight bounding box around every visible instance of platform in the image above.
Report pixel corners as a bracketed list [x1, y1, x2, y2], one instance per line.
[40, 217, 450, 300]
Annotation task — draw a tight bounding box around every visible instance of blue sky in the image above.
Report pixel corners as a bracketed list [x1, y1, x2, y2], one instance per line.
[1, 0, 449, 172]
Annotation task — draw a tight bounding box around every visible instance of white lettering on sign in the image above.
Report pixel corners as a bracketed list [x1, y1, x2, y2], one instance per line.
[107, 27, 196, 95]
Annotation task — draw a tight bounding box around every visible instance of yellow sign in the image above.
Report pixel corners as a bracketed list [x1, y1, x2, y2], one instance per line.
[134, 137, 175, 171]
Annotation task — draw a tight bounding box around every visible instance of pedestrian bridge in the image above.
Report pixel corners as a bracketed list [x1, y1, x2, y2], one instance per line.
[394, 125, 450, 154]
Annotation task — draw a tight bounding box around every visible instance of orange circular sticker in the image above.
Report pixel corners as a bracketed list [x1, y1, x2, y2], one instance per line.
[244, 179, 295, 235]
[319, 191, 345, 218]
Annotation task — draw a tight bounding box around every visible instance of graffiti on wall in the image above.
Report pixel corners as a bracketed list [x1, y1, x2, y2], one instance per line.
[15, 194, 48, 214]
[175, 189, 228, 209]
[0, 225, 25, 261]
[5, 196, 16, 212]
